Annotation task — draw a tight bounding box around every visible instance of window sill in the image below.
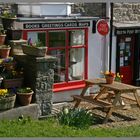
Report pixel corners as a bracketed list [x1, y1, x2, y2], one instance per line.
[53, 81, 85, 92]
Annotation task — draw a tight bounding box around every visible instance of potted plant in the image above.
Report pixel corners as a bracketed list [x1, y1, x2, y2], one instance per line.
[1, 57, 16, 71]
[114, 72, 123, 82]
[2, 66, 24, 89]
[0, 45, 11, 58]
[102, 71, 115, 84]
[0, 88, 16, 110]
[1, 10, 17, 30]
[22, 39, 48, 57]
[16, 87, 34, 106]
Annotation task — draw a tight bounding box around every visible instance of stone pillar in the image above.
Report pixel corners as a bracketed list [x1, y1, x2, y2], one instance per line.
[16, 55, 57, 117]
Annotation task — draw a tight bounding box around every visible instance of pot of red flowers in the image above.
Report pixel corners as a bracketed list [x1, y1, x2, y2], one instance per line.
[0, 89, 16, 110]
[103, 71, 115, 84]
[16, 87, 34, 106]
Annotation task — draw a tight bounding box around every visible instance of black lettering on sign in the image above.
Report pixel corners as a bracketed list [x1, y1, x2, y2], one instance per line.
[115, 28, 140, 35]
[23, 21, 90, 29]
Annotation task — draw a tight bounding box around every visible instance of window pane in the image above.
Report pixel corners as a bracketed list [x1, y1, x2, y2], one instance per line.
[69, 30, 85, 46]
[49, 31, 66, 47]
[27, 32, 46, 46]
[68, 48, 85, 81]
[48, 49, 66, 83]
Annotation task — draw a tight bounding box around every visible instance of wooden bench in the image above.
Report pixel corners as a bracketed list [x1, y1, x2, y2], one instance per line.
[72, 95, 112, 108]
[107, 91, 137, 102]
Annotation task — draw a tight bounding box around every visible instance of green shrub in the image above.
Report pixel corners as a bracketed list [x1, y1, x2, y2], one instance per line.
[57, 107, 93, 129]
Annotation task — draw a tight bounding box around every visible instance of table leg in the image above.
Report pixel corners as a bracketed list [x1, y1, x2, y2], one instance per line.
[95, 87, 108, 99]
[73, 86, 90, 108]
[134, 90, 140, 107]
[73, 99, 81, 108]
[103, 92, 121, 123]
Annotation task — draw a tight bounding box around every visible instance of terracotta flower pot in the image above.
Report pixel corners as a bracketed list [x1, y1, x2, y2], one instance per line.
[0, 47, 11, 58]
[0, 35, 6, 45]
[105, 76, 114, 84]
[17, 90, 34, 106]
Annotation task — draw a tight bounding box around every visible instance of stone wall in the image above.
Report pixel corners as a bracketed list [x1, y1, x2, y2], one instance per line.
[1, 3, 140, 23]
[71, 3, 106, 17]
[72, 3, 140, 23]
[113, 3, 140, 23]
[15, 55, 57, 117]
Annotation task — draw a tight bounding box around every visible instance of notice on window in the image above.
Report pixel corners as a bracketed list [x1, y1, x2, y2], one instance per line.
[119, 42, 125, 50]
[120, 57, 124, 66]
[120, 51, 123, 57]
[125, 56, 128, 60]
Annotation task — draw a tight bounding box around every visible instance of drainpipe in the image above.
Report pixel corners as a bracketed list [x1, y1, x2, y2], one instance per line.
[109, 3, 113, 71]
[104, 2, 111, 72]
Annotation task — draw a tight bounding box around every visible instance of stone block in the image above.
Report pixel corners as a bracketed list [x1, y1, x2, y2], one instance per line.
[0, 103, 39, 120]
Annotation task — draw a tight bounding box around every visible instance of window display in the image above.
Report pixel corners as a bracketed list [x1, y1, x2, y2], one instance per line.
[69, 30, 85, 46]
[27, 32, 46, 46]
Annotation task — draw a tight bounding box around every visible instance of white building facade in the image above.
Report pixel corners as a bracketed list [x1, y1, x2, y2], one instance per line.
[12, 2, 111, 102]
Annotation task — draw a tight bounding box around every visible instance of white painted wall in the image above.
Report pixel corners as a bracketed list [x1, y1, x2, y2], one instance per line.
[17, 3, 72, 16]
[53, 19, 109, 103]
[88, 20, 109, 79]
[111, 28, 117, 72]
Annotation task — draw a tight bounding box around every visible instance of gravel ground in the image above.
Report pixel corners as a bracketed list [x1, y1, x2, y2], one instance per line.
[53, 96, 140, 129]
[70, 101, 140, 129]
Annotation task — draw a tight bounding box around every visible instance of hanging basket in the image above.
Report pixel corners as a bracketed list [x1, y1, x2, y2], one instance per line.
[0, 94, 16, 110]
[105, 76, 114, 84]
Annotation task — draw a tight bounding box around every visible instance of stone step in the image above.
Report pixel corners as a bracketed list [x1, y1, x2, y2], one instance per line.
[0, 103, 39, 120]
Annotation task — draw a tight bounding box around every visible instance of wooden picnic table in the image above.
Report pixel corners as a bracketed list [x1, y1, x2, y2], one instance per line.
[72, 78, 140, 123]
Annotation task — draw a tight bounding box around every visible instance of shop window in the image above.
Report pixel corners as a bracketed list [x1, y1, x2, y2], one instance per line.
[69, 30, 85, 46]
[27, 32, 46, 46]
[48, 29, 87, 91]
[49, 49, 66, 83]
[49, 31, 66, 47]
[69, 48, 84, 81]
[23, 28, 87, 91]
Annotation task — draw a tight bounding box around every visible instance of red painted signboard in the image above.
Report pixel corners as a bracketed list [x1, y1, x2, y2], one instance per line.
[97, 20, 109, 36]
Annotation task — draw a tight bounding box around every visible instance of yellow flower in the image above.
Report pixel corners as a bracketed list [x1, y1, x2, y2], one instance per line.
[0, 89, 8, 97]
[105, 71, 109, 75]
[117, 73, 120, 77]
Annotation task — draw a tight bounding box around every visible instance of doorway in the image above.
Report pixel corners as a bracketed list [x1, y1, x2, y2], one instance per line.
[116, 35, 134, 84]
[133, 34, 140, 86]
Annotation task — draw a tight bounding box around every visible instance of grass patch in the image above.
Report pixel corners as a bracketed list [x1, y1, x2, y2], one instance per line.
[0, 117, 140, 137]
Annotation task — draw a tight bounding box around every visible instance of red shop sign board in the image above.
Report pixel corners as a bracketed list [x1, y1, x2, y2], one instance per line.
[97, 20, 109, 36]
